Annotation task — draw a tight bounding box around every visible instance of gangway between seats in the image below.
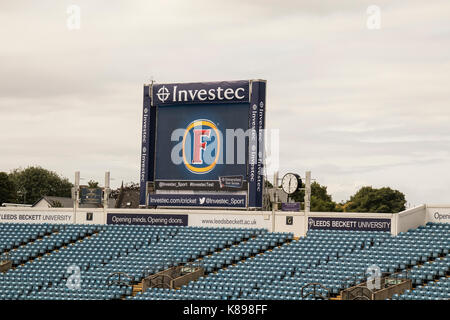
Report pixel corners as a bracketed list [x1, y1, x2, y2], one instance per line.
[0, 252, 12, 273]
[341, 272, 412, 300]
[141, 262, 205, 292]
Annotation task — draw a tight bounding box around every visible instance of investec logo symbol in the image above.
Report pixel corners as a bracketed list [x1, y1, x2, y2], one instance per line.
[156, 85, 246, 103]
[182, 119, 220, 174]
[156, 86, 170, 103]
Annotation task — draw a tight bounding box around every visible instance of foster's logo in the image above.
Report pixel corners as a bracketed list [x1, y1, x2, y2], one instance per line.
[182, 119, 220, 174]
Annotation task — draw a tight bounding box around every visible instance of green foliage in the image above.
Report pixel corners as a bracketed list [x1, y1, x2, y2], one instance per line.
[344, 186, 406, 213]
[9, 166, 73, 205]
[87, 180, 99, 188]
[49, 200, 63, 208]
[0, 172, 17, 205]
[290, 181, 342, 212]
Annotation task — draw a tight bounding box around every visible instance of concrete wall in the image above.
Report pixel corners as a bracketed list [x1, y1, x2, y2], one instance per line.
[395, 205, 427, 234]
[273, 212, 305, 236]
[75, 209, 106, 225]
[0, 204, 445, 237]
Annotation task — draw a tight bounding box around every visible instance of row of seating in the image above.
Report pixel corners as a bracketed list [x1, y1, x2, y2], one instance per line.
[131, 230, 388, 300]
[1, 224, 56, 253]
[2, 225, 177, 300]
[1, 222, 448, 300]
[395, 276, 449, 300]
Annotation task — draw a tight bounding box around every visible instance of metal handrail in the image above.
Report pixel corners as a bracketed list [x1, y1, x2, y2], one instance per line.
[106, 272, 133, 287]
[301, 282, 330, 300]
[147, 274, 174, 289]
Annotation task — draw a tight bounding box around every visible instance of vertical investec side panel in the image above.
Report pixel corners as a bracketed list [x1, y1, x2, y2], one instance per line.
[139, 85, 152, 205]
[255, 81, 266, 208]
[248, 81, 260, 208]
[148, 102, 157, 182]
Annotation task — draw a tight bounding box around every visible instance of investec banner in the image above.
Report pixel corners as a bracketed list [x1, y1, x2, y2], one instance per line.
[140, 80, 266, 209]
[107, 213, 188, 226]
[308, 217, 391, 232]
[148, 194, 246, 208]
[0, 211, 74, 224]
[151, 81, 250, 106]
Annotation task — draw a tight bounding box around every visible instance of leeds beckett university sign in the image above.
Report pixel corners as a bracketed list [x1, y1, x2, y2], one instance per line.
[308, 217, 391, 232]
[139, 80, 266, 209]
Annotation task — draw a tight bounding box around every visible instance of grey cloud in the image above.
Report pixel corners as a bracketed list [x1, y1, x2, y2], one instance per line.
[0, 0, 449, 204]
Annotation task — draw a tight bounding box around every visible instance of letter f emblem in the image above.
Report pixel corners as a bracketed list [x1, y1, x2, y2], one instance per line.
[192, 129, 211, 164]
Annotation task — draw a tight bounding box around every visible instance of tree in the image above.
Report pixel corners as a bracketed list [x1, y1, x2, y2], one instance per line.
[0, 172, 16, 205]
[344, 186, 406, 213]
[110, 181, 139, 200]
[290, 181, 342, 212]
[87, 180, 99, 188]
[49, 200, 63, 208]
[9, 166, 73, 205]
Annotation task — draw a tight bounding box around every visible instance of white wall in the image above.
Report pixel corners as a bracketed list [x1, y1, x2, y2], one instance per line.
[105, 208, 275, 232]
[75, 209, 105, 225]
[426, 204, 450, 224]
[0, 204, 446, 237]
[395, 205, 426, 234]
[273, 212, 305, 237]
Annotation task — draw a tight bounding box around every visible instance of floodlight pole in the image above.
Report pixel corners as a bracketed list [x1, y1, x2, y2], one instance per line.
[74, 171, 80, 224]
[104, 171, 110, 209]
[304, 171, 311, 214]
[304, 171, 311, 236]
[271, 171, 279, 232]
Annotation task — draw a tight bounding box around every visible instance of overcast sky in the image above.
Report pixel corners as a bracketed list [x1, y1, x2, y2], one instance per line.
[0, 0, 449, 206]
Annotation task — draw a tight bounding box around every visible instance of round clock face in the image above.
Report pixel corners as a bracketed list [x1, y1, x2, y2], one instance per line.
[281, 173, 299, 195]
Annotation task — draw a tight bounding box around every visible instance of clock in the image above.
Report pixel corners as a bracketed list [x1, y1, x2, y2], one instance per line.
[281, 173, 301, 195]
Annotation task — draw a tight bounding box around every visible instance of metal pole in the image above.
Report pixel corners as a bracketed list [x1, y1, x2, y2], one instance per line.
[271, 171, 279, 233]
[104, 171, 110, 209]
[74, 171, 80, 224]
[304, 171, 311, 236]
[273, 171, 279, 212]
[305, 171, 311, 213]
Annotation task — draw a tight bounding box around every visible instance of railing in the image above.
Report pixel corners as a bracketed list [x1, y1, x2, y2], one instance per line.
[0, 252, 12, 273]
[346, 286, 373, 300]
[341, 271, 413, 300]
[300, 283, 330, 300]
[106, 272, 133, 287]
[141, 262, 205, 292]
[0, 252, 10, 263]
[146, 274, 174, 289]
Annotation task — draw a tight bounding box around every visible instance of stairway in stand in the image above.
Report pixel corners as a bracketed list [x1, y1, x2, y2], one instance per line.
[132, 282, 144, 296]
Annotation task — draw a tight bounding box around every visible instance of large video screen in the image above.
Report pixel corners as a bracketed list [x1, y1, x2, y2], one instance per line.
[155, 103, 249, 181]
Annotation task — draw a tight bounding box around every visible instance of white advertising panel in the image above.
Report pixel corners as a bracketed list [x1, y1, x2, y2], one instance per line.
[427, 206, 450, 223]
[188, 213, 271, 230]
